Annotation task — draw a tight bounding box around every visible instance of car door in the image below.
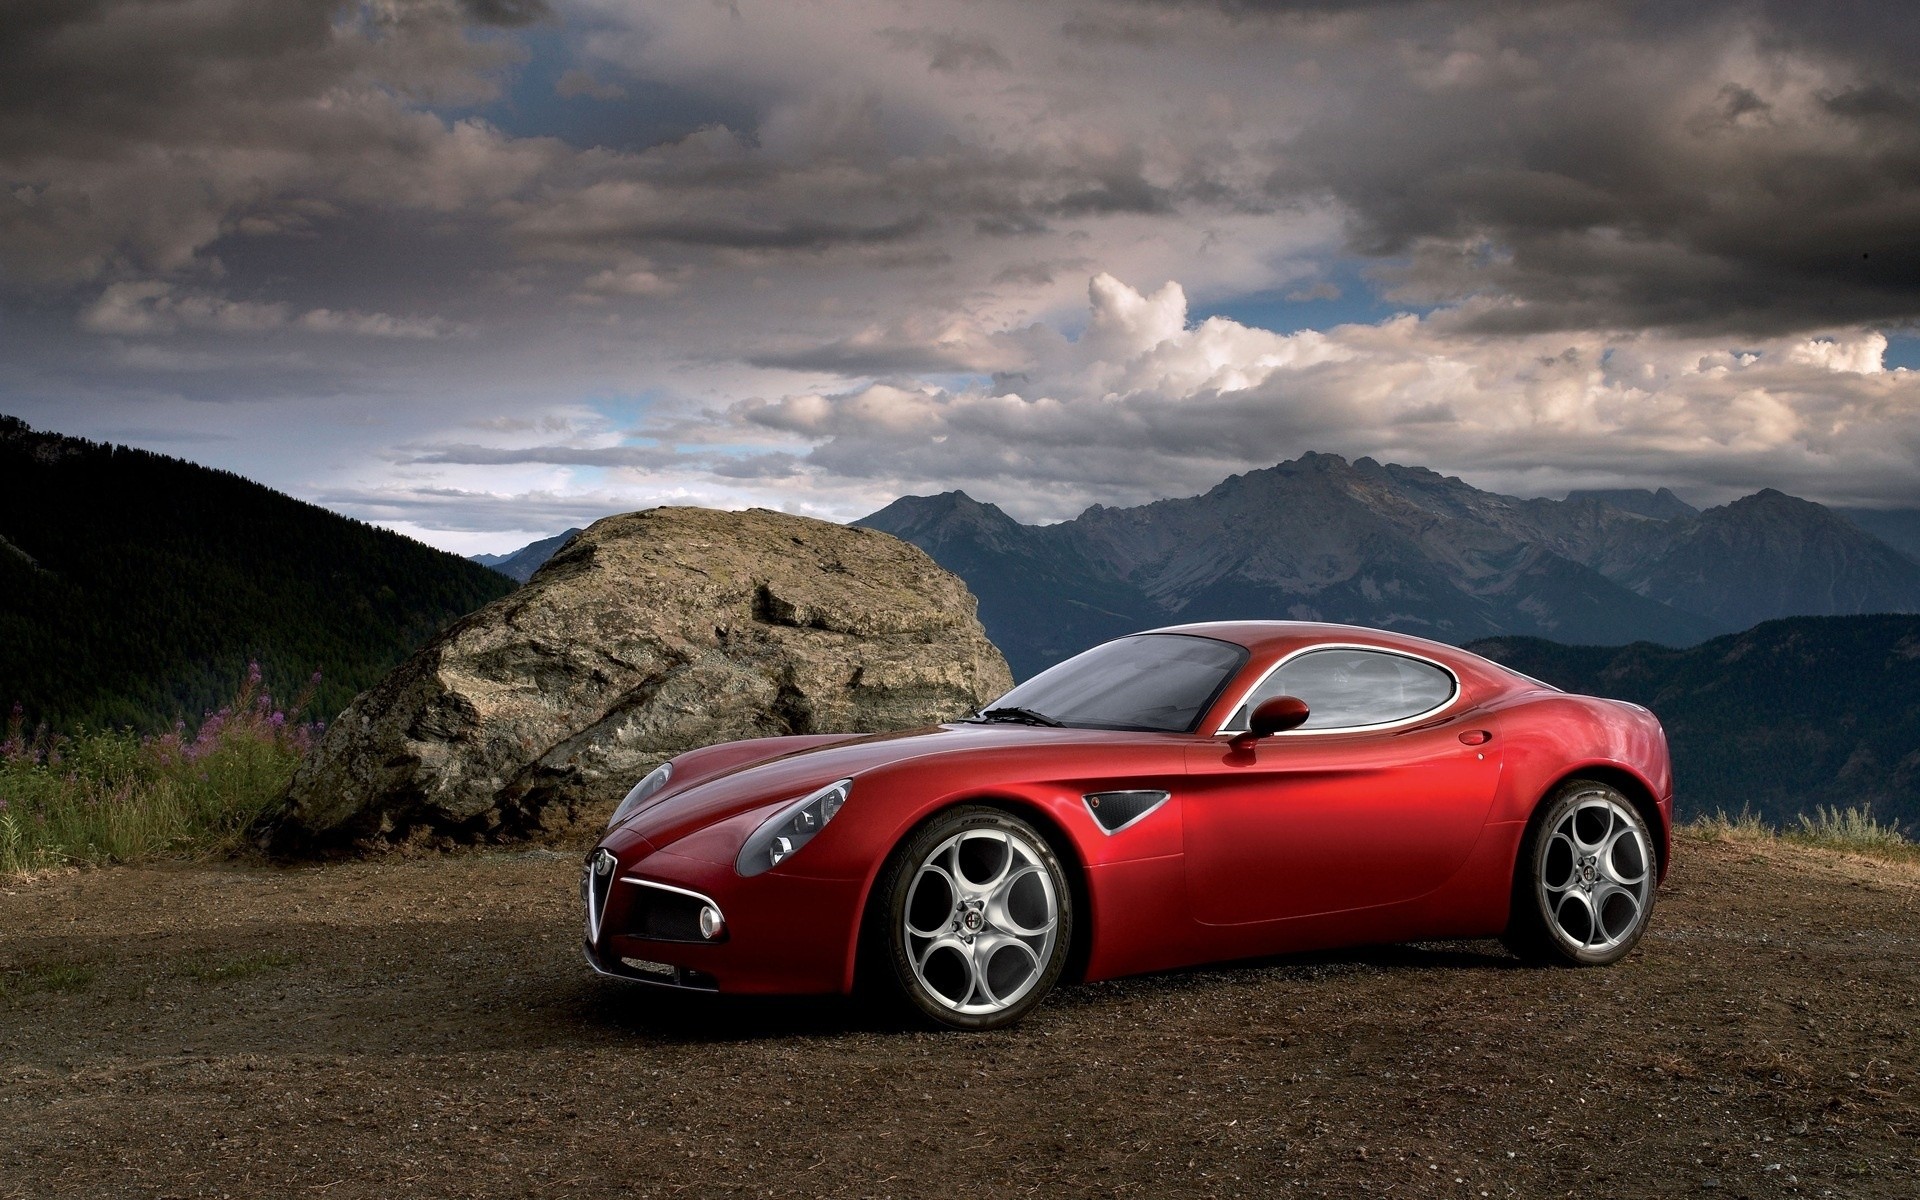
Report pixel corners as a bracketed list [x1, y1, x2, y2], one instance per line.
[1182, 646, 1502, 926]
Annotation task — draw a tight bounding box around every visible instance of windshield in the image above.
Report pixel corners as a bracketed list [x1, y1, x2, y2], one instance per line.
[981, 634, 1248, 733]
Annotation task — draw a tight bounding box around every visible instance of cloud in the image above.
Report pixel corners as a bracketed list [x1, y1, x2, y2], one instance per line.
[877, 28, 1011, 73]
[576, 260, 684, 298]
[398, 441, 684, 468]
[81, 282, 289, 336]
[688, 274, 1920, 515]
[294, 308, 467, 339]
[80, 281, 462, 339]
[11, 0, 1920, 550]
[460, 0, 552, 27]
[0, 0, 560, 285]
[555, 67, 626, 101]
[11, 0, 1920, 339]
[1275, 7, 1920, 334]
[313, 483, 638, 538]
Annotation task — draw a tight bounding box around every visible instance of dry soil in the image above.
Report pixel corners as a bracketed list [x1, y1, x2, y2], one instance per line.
[2, 835, 1916, 1198]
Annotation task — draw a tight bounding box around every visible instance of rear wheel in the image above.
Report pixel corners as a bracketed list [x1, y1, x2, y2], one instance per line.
[876, 806, 1071, 1031]
[1504, 780, 1656, 966]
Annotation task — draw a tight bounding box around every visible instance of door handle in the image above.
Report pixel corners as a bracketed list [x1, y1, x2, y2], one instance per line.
[1458, 729, 1492, 746]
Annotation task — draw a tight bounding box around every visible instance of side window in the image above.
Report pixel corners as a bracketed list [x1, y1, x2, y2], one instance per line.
[1227, 648, 1456, 731]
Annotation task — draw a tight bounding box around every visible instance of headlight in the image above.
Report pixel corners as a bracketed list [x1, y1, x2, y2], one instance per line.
[735, 779, 851, 877]
[608, 762, 673, 829]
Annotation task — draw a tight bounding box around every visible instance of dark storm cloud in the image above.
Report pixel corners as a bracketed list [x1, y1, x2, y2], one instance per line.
[603, 215, 933, 253]
[876, 28, 1011, 73]
[10, 0, 1920, 543]
[11, 0, 1920, 332]
[0, 0, 548, 283]
[1263, 0, 1920, 334]
[1046, 0, 1920, 335]
[460, 0, 551, 25]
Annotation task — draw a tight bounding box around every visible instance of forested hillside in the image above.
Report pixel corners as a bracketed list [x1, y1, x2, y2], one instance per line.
[0, 416, 515, 731]
[1470, 615, 1920, 832]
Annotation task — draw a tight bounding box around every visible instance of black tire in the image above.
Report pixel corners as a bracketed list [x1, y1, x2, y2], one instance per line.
[872, 806, 1072, 1031]
[1503, 779, 1658, 966]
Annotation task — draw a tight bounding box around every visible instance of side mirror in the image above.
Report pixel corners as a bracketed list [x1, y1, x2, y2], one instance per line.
[1241, 695, 1310, 741]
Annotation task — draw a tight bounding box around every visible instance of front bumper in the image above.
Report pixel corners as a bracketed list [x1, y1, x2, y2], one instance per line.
[582, 941, 721, 991]
[580, 847, 868, 996]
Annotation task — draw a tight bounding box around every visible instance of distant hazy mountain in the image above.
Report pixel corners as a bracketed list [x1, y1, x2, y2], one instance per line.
[0, 416, 515, 731]
[1564, 488, 1699, 521]
[1838, 508, 1920, 564]
[472, 528, 582, 583]
[857, 492, 1162, 673]
[859, 453, 1920, 678]
[1470, 615, 1920, 832]
[1612, 490, 1920, 632]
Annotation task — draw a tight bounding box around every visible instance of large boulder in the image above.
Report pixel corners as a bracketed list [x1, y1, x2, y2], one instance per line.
[258, 507, 1014, 854]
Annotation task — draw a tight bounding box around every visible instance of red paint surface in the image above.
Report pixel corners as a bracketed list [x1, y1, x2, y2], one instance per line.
[584, 622, 1674, 995]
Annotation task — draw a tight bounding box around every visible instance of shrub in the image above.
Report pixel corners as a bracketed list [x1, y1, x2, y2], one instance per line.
[1791, 804, 1911, 851]
[1687, 806, 1776, 841]
[1685, 803, 1912, 860]
[0, 663, 319, 875]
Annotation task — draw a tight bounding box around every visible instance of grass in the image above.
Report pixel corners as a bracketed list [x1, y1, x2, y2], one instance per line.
[0, 664, 320, 875]
[1686, 803, 1917, 862]
[0, 960, 97, 1001]
[174, 949, 301, 983]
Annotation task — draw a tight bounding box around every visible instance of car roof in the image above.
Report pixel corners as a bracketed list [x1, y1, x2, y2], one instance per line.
[1142, 620, 1473, 662]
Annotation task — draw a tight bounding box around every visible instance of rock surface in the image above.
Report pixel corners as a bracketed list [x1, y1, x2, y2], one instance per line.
[259, 507, 1012, 853]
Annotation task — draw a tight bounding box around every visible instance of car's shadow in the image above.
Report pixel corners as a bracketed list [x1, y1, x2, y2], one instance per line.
[576, 937, 1524, 1042]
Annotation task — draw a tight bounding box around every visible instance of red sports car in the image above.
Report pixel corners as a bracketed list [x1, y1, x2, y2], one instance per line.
[583, 622, 1671, 1029]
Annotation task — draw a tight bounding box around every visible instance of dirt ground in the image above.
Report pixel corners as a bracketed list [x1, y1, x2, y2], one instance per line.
[2, 835, 1916, 1200]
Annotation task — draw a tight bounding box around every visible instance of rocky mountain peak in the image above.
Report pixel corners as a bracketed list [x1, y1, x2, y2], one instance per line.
[1564, 488, 1699, 521]
[1619, 487, 1920, 630]
[859, 453, 1920, 678]
[858, 489, 1030, 551]
[1698, 488, 1877, 538]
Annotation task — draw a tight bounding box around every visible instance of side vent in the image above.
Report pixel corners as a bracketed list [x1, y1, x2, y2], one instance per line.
[1083, 789, 1170, 834]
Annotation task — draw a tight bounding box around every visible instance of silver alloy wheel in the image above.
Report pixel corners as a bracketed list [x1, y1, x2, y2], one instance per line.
[1538, 792, 1652, 955]
[902, 827, 1060, 1016]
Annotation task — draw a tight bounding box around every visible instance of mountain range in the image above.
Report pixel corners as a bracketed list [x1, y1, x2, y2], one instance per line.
[472, 528, 581, 583]
[1836, 507, 1920, 563]
[1470, 615, 1920, 832]
[856, 453, 1920, 679]
[0, 416, 515, 731]
[9, 415, 1916, 828]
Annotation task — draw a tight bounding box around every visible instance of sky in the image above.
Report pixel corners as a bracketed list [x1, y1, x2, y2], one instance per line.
[5, 0, 1920, 555]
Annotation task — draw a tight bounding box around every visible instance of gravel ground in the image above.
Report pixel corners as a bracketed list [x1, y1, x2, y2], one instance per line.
[2, 834, 1915, 1199]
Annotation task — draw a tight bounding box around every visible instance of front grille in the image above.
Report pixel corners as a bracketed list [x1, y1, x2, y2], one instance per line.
[583, 849, 617, 943]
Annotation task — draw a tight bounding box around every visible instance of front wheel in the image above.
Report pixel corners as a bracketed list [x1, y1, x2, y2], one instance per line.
[875, 806, 1072, 1030]
[1504, 780, 1657, 966]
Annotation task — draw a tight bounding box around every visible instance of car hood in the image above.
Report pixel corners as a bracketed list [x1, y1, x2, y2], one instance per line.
[607, 722, 1164, 853]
